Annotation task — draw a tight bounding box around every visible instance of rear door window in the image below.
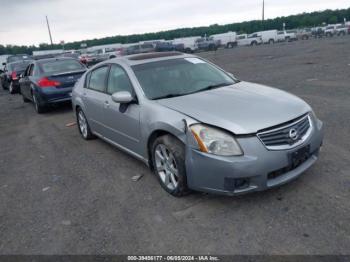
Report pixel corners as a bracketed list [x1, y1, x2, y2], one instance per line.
[88, 66, 109, 92]
[29, 65, 35, 76]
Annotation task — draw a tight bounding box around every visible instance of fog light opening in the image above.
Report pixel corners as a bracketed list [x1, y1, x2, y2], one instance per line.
[224, 177, 250, 191]
[234, 178, 249, 190]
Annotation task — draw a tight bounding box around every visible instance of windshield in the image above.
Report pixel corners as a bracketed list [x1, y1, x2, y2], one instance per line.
[8, 61, 31, 72]
[132, 58, 237, 100]
[40, 59, 85, 74]
[8, 55, 30, 63]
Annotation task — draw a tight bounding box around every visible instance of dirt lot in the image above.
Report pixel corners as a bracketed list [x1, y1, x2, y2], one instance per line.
[0, 36, 350, 255]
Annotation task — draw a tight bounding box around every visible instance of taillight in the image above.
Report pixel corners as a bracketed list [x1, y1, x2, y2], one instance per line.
[11, 71, 17, 80]
[37, 77, 61, 88]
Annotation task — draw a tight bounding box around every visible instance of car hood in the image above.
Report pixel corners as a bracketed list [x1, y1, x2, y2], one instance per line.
[156, 81, 311, 134]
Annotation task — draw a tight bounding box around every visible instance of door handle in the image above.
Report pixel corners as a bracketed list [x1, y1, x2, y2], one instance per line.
[104, 101, 110, 108]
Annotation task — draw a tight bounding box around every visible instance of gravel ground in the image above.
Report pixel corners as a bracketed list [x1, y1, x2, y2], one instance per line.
[0, 36, 349, 255]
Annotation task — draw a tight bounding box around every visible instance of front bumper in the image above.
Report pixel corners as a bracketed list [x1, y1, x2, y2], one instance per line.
[185, 118, 324, 196]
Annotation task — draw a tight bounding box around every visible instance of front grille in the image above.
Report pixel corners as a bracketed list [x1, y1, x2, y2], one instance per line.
[257, 114, 312, 150]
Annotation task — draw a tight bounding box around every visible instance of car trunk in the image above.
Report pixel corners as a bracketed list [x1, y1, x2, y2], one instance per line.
[46, 70, 86, 88]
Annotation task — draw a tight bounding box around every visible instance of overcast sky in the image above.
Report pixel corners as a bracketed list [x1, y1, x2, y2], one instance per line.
[0, 0, 349, 46]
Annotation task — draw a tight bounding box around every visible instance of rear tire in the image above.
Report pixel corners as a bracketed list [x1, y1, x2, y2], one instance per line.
[9, 82, 15, 94]
[32, 93, 46, 114]
[22, 94, 30, 102]
[184, 48, 193, 54]
[268, 39, 275, 44]
[151, 135, 190, 197]
[76, 108, 95, 140]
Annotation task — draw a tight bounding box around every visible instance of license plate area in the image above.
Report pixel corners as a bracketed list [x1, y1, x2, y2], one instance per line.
[289, 145, 311, 169]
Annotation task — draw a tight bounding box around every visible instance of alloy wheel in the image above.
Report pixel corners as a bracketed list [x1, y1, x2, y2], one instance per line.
[32, 94, 39, 112]
[78, 110, 88, 138]
[154, 144, 179, 191]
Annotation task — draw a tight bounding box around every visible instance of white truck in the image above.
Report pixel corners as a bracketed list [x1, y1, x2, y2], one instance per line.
[277, 31, 286, 42]
[324, 25, 337, 37]
[285, 30, 298, 41]
[209, 32, 237, 48]
[277, 30, 298, 42]
[87, 43, 123, 59]
[237, 34, 262, 46]
[172, 36, 201, 53]
[256, 30, 278, 44]
[335, 25, 348, 36]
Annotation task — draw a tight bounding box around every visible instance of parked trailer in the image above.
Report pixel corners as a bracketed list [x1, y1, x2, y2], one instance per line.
[209, 32, 237, 48]
[139, 39, 165, 46]
[172, 36, 201, 53]
[256, 30, 278, 44]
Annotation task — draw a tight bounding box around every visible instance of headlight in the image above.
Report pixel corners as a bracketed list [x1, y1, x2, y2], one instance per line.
[190, 124, 243, 156]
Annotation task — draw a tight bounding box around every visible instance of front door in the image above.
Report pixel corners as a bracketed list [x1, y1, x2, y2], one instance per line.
[101, 64, 141, 155]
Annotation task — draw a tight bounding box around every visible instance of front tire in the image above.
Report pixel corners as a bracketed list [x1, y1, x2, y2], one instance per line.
[76, 108, 95, 140]
[152, 135, 190, 197]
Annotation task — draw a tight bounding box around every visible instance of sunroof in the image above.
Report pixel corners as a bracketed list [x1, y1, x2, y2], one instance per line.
[127, 52, 184, 61]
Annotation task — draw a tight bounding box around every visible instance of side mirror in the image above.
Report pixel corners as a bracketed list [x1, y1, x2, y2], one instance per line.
[2, 62, 6, 66]
[111, 91, 134, 104]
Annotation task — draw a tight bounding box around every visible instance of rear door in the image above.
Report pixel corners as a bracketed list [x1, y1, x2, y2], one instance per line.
[83, 65, 110, 135]
[102, 64, 141, 155]
[20, 64, 34, 100]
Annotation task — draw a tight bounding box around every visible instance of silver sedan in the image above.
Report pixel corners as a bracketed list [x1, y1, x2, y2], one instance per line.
[72, 52, 324, 196]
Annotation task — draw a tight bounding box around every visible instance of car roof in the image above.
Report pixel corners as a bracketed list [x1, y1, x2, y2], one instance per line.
[108, 52, 195, 66]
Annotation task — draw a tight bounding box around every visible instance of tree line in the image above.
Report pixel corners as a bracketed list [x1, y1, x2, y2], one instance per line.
[1, 7, 349, 55]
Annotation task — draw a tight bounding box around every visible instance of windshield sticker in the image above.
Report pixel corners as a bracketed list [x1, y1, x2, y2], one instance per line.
[185, 58, 206, 64]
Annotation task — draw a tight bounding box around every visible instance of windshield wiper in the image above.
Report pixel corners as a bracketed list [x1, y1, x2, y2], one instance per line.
[188, 82, 233, 95]
[152, 93, 185, 100]
[152, 82, 233, 100]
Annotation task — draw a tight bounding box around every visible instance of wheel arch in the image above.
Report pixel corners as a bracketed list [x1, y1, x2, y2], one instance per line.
[73, 96, 86, 114]
[147, 129, 186, 170]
